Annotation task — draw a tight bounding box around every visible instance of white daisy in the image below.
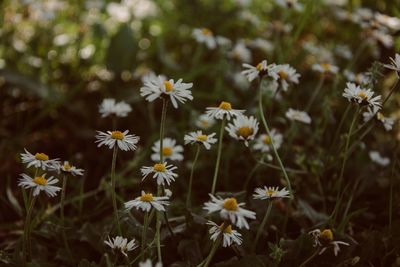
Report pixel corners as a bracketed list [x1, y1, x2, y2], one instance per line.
[18, 173, 61, 197]
[192, 28, 230, 49]
[225, 115, 259, 146]
[51, 161, 84, 176]
[241, 60, 279, 82]
[20, 149, 60, 170]
[151, 138, 184, 162]
[229, 41, 252, 63]
[253, 130, 283, 153]
[273, 64, 300, 91]
[141, 162, 178, 186]
[343, 70, 370, 85]
[383, 53, 400, 78]
[139, 259, 163, 267]
[369, 150, 390, 166]
[95, 130, 139, 151]
[195, 114, 216, 129]
[362, 108, 394, 131]
[104, 236, 138, 257]
[204, 194, 256, 229]
[140, 75, 193, 109]
[375, 13, 400, 32]
[207, 221, 242, 247]
[99, 98, 132, 118]
[342, 82, 382, 112]
[206, 101, 245, 121]
[184, 131, 217, 150]
[275, 0, 303, 11]
[124, 191, 169, 212]
[253, 186, 290, 200]
[285, 108, 312, 124]
[308, 229, 349, 256]
[311, 63, 339, 75]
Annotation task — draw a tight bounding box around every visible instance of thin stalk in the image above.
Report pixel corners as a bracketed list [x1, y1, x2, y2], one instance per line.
[252, 201, 273, 252]
[389, 147, 398, 233]
[110, 145, 121, 235]
[382, 79, 399, 106]
[187, 144, 201, 208]
[22, 193, 36, 265]
[306, 76, 325, 112]
[201, 237, 222, 267]
[299, 248, 320, 267]
[258, 82, 292, 196]
[330, 104, 351, 152]
[78, 178, 84, 216]
[60, 174, 72, 259]
[141, 212, 149, 261]
[211, 118, 226, 195]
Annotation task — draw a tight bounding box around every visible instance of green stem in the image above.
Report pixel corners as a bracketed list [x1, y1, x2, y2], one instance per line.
[60, 175, 72, 259]
[201, 237, 222, 267]
[299, 248, 320, 267]
[258, 82, 292, 196]
[22, 193, 36, 265]
[389, 147, 398, 233]
[382, 79, 399, 106]
[252, 201, 273, 252]
[141, 212, 149, 261]
[110, 145, 121, 235]
[305, 76, 325, 112]
[159, 98, 168, 163]
[187, 144, 201, 208]
[211, 118, 226, 195]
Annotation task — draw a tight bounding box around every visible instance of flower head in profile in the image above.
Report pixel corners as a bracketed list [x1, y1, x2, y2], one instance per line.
[141, 162, 178, 186]
[104, 236, 138, 257]
[241, 60, 278, 82]
[206, 101, 245, 121]
[342, 82, 381, 112]
[20, 149, 60, 170]
[192, 28, 230, 49]
[253, 129, 283, 153]
[18, 173, 61, 197]
[140, 75, 193, 108]
[207, 221, 242, 247]
[253, 186, 290, 200]
[273, 64, 300, 91]
[51, 161, 84, 176]
[369, 150, 390, 166]
[124, 191, 169, 212]
[204, 194, 256, 229]
[308, 229, 349, 256]
[139, 259, 163, 267]
[99, 98, 132, 118]
[184, 131, 217, 150]
[312, 63, 339, 75]
[195, 114, 216, 129]
[226, 115, 259, 146]
[362, 107, 394, 131]
[95, 130, 139, 151]
[383, 53, 400, 78]
[151, 138, 184, 162]
[285, 108, 311, 124]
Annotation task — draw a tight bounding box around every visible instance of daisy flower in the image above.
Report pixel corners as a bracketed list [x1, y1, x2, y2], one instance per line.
[369, 150, 390, 166]
[18, 173, 61, 197]
[241, 60, 278, 82]
[206, 101, 245, 121]
[343, 70, 370, 85]
[124, 191, 169, 212]
[253, 129, 283, 153]
[225, 115, 259, 146]
[141, 162, 178, 186]
[275, 0, 303, 11]
[139, 259, 163, 267]
[140, 75, 193, 109]
[308, 229, 349, 256]
[151, 138, 184, 162]
[104, 236, 138, 257]
[195, 114, 216, 129]
[285, 108, 312, 124]
[99, 98, 132, 118]
[95, 130, 139, 151]
[362, 108, 394, 131]
[383, 53, 400, 78]
[229, 41, 252, 63]
[207, 221, 242, 247]
[273, 64, 300, 91]
[253, 186, 290, 200]
[184, 131, 217, 150]
[204, 194, 256, 229]
[51, 161, 84, 176]
[192, 28, 230, 49]
[20, 149, 60, 170]
[312, 63, 339, 75]
[342, 82, 381, 112]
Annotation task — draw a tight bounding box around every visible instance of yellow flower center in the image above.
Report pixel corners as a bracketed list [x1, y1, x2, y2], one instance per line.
[266, 189, 275, 197]
[63, 163, 72, 171]
[223, 198, 238, 211]
[111, 131, 124, 140]
[377, 112, 385, 120]
[33, 176, 47, 186]
[201, 28, 212, 36]
[196, 135, 208, 142]
[256, 63, 263, 71]
[140, 193, 154, 202]
[357, 91, 367, 100]
[319, 229, 334, 241]
[321, 63, 331, 72]
[263, 135, 271, 145]
[278, 70, 288, 80]
[219, 101, 232, 110]
[35, 153, 49, 161]
[164, 81, 174, 92]
[153, 163, 166, 172]
[219, 223, 233, 234]
[237, 126, 253, 138]
[162, 147, 173, 156]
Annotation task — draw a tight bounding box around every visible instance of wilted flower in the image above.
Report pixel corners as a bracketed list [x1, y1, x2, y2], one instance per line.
[18, 174, 61, 197]
[151, 138, 184, 162]
[95, 130, 140, 151]
[207, 221, 243, 247]
[51, 161, 84, 176]
[308, 229, 349, 256]
[383, 53, 400, 78]
[104, 236, 138, 257]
